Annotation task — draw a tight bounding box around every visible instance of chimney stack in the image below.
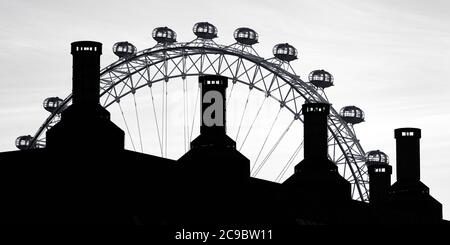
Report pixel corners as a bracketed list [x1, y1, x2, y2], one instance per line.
[366, 150, 391, 204]
[285, 102, 351, 202]
[302, 103, 329, 160]
[199, 75, 228, 136]
[394, 128, 421, 183]
[386, 128, 443, 223]
[190, 75, 234, 149]
[180, 75, 249, 185]
[46, 41, 124, 150]
[71, 41, 102, 107]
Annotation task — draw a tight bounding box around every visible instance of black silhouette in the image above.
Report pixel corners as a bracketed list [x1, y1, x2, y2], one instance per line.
[367, 150, 392, 204]
[384, 128, 443, 223]
[0, 41, 447, 229]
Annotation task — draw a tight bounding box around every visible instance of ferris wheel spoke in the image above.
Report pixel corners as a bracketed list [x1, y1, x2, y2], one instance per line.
[252, 119, 295, 177]
[249, 65, 260, 85]
[233, 58, 242, 81]
[199, 53, 205, 74]
[183, 77, 188, 152]
[148, 86, 164, 157]
[238, 97, 266, 151]
[132, 93, 144, 152]
[276, 140, 304, 182]
[117, 101, 136, 151]
[343, 157, 348, 178]
[182, 56, 190, 151]
[251, 108, 282, 173]
[216, 54, 224, 74]
[266, 74, 278, 94]
[126, 62, 144, 153]
[161, 81, 167, 157]
[235, 90, 252, 142]
[189, 85, 200, 143]
[164, 81, 168, 157]
[226, 82, 235, 109]
[332, 138, 337, 162]
[161, 56, 169, 157]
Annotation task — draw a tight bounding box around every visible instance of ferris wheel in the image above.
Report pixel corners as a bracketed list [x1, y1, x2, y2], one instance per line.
[18, 22, 370, 202]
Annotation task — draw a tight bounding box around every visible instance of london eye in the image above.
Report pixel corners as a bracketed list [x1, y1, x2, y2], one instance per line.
[20, 22, 371, 202]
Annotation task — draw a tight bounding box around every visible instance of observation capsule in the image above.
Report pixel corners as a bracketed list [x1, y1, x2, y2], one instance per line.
[340, 106, 365, 124]
[366, 150, 389, 166]
[193, 22, 218, 39]
[273, 43, 298, 62]
[234, 27, 258, 45]
[113, 41, 137, 58]
[15, 135, 32, 150]
[152, 27, 177, 44]
[43, 97, 63, 113]
[308, 69, 333, 88]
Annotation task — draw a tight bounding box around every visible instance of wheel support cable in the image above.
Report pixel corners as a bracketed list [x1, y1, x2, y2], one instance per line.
[226, 82, 235, 109]
[239, 97, 266, 151]
[235, 89, 252, 142]
[251, 108, 282, 173]
[164, 81, 168, 157]
[253, 119, 295, 177]
[182, 77, 190, 152]
[118, 101, 136, 151]
[189, 85, 200, 143]
[148, 86, 164, 157]
[275, 140, 303, 182]
[132, 93, 144, 152]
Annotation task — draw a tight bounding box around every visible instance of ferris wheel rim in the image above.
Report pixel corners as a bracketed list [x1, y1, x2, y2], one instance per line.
[100, 42, 319, 98]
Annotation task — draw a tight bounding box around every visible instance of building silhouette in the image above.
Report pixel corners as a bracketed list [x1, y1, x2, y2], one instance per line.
[0, 41, 447, 226]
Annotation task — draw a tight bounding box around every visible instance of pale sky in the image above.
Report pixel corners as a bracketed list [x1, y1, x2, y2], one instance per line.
[1, 0, 450, 219]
